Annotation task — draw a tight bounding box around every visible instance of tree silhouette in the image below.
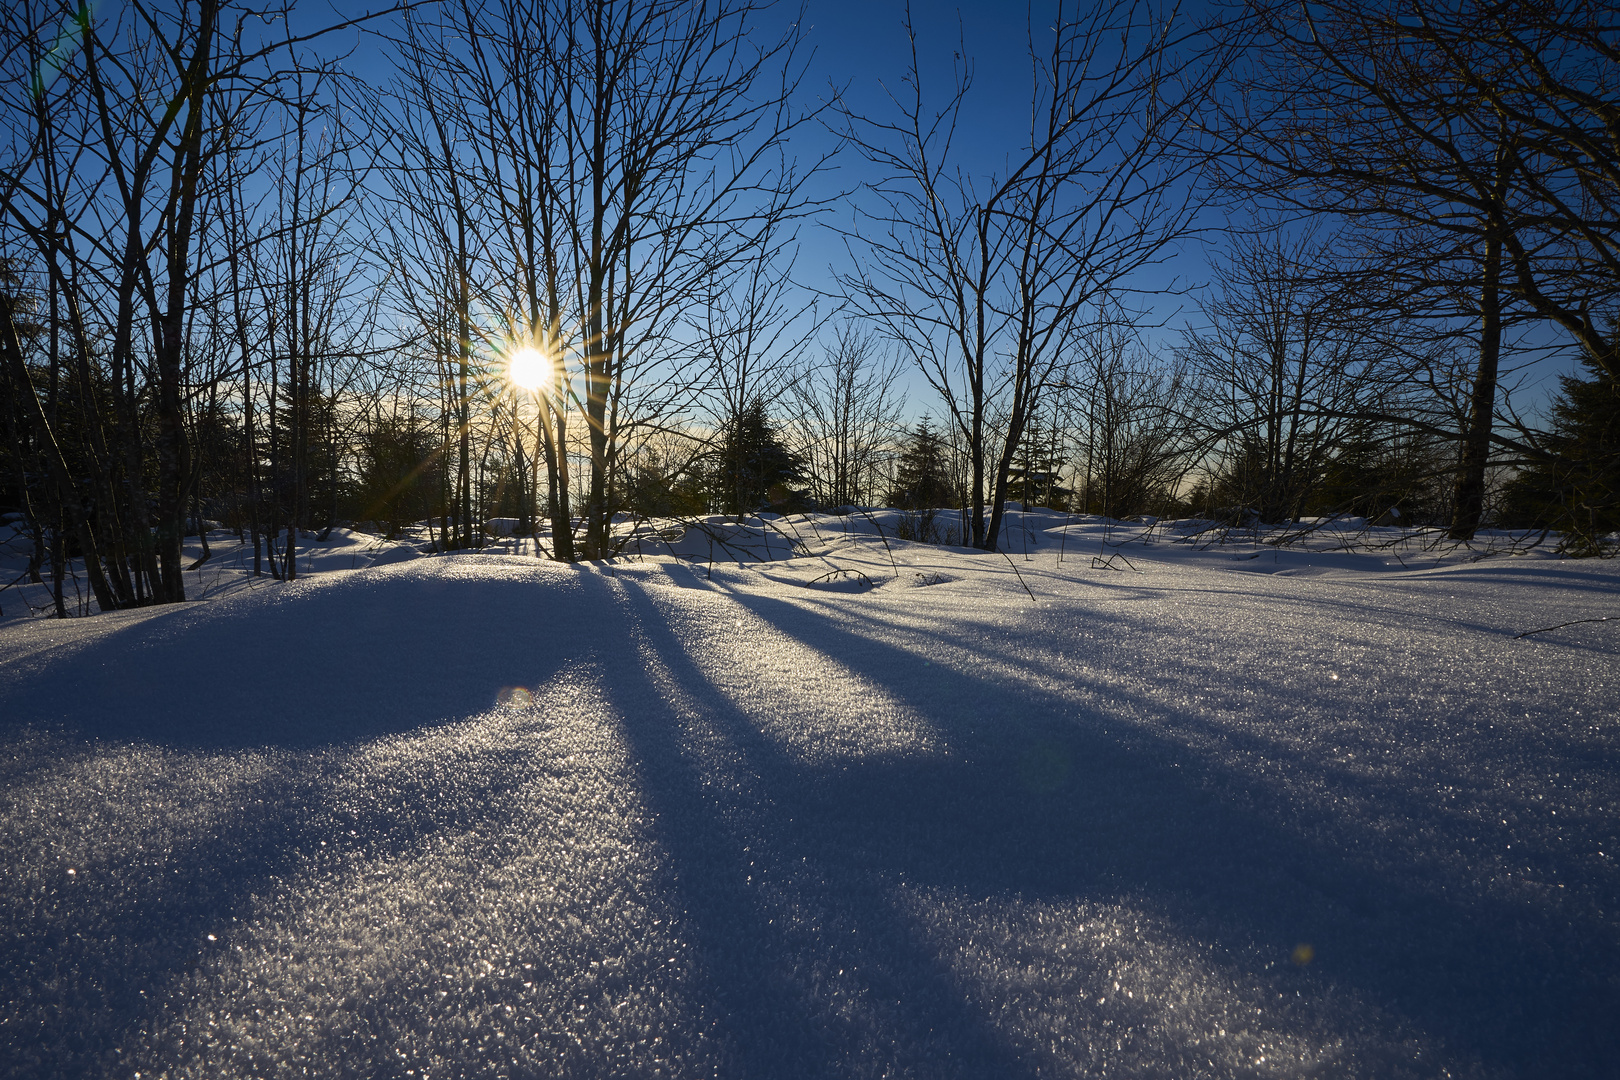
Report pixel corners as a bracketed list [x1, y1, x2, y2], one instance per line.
[714, 397, 804, 514]
[887, 420, 958, 510]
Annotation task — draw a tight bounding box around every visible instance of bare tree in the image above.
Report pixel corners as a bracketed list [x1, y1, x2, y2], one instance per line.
[374, 0, 824, 559]
[837, 0, 1226, 551]
[480, 0, 577, 557]
[1180, 230, 1412, 522]
[258, 63, 379, 578]
[1222, 0, 1618, 536]
[549, 0, 825, 557]
[1, 0, 229, 605]
[0, 0, 397, 611]
[786, 323, 906, 508]
[1396, 0, 1620, 382]
[376, 7, 486, 554]
[1066, 317, 1202, 519]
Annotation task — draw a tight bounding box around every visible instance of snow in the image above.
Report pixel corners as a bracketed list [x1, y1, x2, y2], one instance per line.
[0, 514, 1616, 1077]
[0, 525, 425, 618]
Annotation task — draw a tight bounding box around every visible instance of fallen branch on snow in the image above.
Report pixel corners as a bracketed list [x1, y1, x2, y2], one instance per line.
[1515, 616, 1615, 639]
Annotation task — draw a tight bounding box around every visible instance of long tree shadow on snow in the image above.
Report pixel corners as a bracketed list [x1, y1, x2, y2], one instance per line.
[2, 559, 1611, 1077]
[598, 573, 1615, 1079]
[583, 575, 1048, 1079]
[0, 563, 579, 749]
[790, 569, 1617, 824]
[825, 572, 1617, 813]
[0, 565, 578, 1077]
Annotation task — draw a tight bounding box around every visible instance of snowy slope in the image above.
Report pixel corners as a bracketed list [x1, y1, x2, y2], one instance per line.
[0, 524, 425, 620]
[0, 520, 1616, 1078]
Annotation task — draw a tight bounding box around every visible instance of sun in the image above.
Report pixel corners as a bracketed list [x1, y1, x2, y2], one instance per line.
[507, 346, 550, 392]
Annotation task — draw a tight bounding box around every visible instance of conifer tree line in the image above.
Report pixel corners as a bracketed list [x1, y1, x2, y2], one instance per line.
[1, 0, 1616, 613]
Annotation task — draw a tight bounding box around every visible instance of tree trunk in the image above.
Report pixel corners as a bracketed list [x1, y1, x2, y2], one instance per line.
[1449, 233, 1503, 540]
[1, 296, 117, 612]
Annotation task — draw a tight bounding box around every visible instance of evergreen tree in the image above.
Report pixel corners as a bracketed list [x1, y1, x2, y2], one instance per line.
[714, 397, 804, 513]
[1500, 360, 1620, 554]
[887, 420, 958, 509]
[622, 451, 707, 517]
[1309, 425, 1448, 525]
[1006, 420, 1070, 510]
[355, 417, 444, 538]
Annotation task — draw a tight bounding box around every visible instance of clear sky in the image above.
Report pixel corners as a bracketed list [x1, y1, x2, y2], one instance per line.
[327, 0, 1216, 413]
[783, 0, 1225, 402]
[321, 0, 1575, 415]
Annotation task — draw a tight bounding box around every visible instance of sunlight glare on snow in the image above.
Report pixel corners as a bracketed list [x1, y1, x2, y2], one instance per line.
[887, 887, 1412, 1077]
[142, 674, 715, 1078]
[628, 581, 945, 763]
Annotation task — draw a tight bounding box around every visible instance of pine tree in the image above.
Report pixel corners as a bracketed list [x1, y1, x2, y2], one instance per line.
[1500, 360, 1620, 554]
[714, 397, 804, 513]
[887, 420, 958, 509]
[355, 416, 444, 539]
[622, 451, 707, 517]
[1006, 420, 1070, 511]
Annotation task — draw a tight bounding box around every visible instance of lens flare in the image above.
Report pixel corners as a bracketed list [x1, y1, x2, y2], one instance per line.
[508, 347, 549, 392]
[496, 686, 534, 708]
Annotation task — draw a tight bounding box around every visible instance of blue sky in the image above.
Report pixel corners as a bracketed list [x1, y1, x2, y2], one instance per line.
[321, 0, 1577, 415]
[785, 1, 1224, 386]
[326, 0, 1216, 412]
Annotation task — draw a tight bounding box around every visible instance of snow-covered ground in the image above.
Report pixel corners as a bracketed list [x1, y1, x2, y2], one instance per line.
[0, 513, 1616, 1077]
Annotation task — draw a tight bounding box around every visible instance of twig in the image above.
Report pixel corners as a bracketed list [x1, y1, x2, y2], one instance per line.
[1515, 616, 1615, 639]
[807, 567, 873, 587]
[774, 511, 813, 552]
[1001, 550, 1039, 602]
[752, 512, 811, 560]
[803, 511, 829, 546]
[856, 508, 901, 578]
[676, 513, 806, 566]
